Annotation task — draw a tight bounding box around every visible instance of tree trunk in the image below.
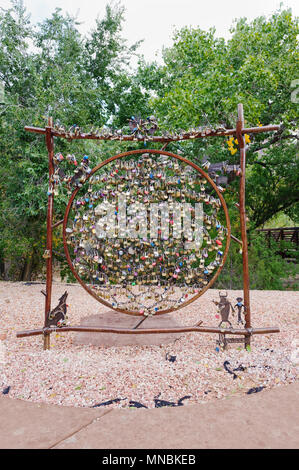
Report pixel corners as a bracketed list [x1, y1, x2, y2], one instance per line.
[21, 256, 33, 281]
[3, 258, 12, 280]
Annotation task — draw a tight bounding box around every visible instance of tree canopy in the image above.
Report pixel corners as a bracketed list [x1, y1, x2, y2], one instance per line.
[0, 0, 146, 279]
[141, 7, 299, 228]
[0, 1, 298, 282]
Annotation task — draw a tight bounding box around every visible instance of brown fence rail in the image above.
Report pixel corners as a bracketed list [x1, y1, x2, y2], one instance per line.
[257, 227, 299, 246]
[257, 227, 299, 261]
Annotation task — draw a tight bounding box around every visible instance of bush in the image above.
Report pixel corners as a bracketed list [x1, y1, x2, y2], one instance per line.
[215, 233, 298, 290]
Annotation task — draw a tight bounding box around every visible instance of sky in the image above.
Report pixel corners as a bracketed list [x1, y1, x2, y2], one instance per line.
[1, 0, 298, 63]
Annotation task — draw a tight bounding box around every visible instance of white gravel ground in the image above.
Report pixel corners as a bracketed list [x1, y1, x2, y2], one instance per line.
[0, 282, 298, 409]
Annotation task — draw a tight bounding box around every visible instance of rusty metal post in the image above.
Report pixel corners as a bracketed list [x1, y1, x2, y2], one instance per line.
[44, 117, 54, 350]
[236, 104, 251, 348]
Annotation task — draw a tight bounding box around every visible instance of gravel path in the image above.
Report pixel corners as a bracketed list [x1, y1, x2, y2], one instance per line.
[0, 282, 298, 409]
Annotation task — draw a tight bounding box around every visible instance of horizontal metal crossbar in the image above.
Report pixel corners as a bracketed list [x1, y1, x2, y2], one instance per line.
[24, 124, 280, 142]
[16, 325, 280, 338]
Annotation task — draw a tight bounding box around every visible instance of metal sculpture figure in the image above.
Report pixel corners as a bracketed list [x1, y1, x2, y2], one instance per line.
[213, 291, 235, 328]
[45, 291, 68, 328]
[234, 297, 246, 325]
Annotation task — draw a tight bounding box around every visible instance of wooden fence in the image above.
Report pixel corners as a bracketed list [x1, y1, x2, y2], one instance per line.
[257, 227, 299, 261]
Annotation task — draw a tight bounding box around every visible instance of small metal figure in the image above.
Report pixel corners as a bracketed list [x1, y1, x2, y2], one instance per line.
[45, 291, 68, 328]
[234, 297, 246, 325]
[213, 291, 235, 328]
[128, 115, 158, 138]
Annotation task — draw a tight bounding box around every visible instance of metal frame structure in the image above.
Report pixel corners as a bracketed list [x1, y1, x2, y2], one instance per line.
[17, 104, 280, 349]
[62, 148, 232, 314]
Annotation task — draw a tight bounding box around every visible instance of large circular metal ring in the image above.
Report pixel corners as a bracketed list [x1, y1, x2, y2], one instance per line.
[63, 149, 231, 316]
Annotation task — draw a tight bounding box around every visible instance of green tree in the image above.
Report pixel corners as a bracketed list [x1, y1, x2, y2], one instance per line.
[215, 233, 297, 290]
[0, 0, 145, 280]
[144, 7, 299, 229]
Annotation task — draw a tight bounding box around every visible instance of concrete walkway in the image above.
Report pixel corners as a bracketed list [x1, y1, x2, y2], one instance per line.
[0, 382, 298, 449]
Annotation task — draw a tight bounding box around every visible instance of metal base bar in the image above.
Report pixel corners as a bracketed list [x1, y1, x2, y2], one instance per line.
[17, 325, 280, 338]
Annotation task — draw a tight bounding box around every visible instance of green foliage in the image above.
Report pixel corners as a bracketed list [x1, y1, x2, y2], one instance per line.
[262, 211, 295, 229]
[142, 6, 299, 228]
[0, 1, 298, 288]
[0, 0, 147, 280]
[215, 233, 298, 290]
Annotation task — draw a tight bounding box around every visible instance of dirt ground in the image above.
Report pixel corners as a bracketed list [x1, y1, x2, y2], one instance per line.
[0, 282, 298, 410]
